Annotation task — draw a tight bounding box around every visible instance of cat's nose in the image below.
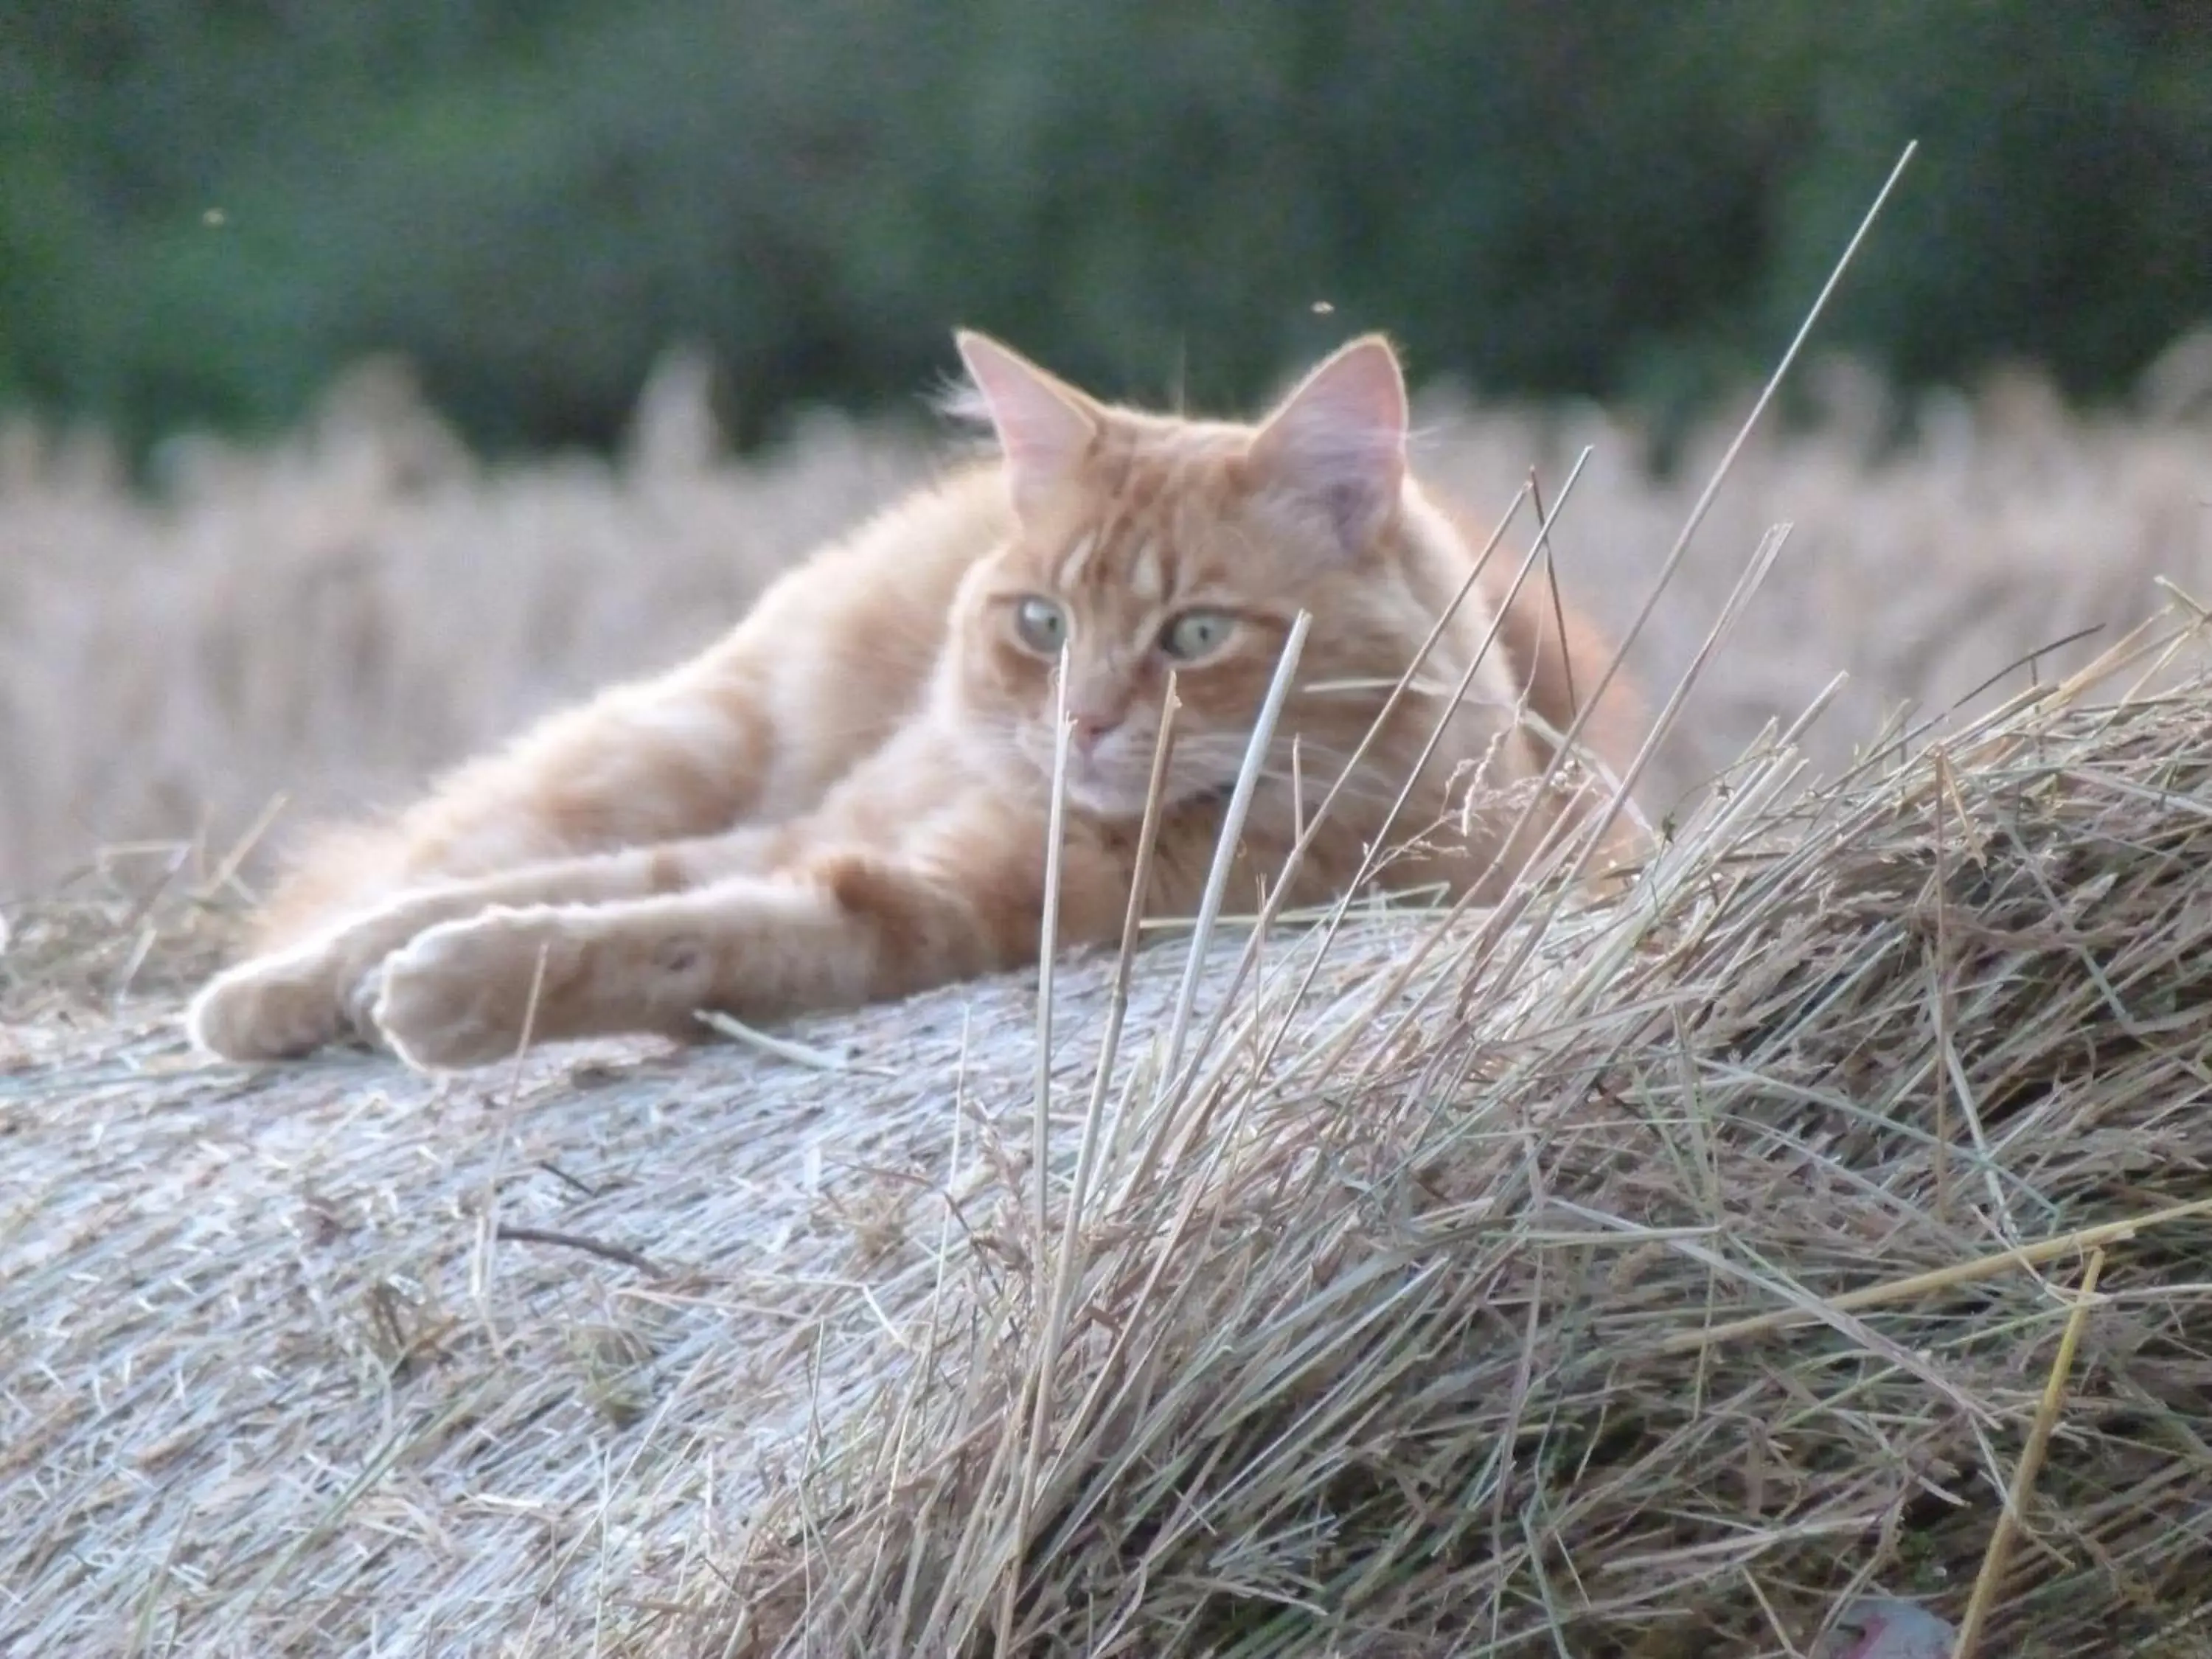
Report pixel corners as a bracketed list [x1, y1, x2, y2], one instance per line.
[1068, 706, 1126, 752]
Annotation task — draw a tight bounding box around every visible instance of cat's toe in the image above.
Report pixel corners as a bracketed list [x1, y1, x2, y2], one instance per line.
[341, 961, 394, 1044]
[372, 911, 574, 1071]
[187, 952, 349, 1061]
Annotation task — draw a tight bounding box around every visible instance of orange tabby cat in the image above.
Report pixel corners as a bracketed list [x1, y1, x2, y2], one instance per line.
[187, 330, 1640, 1071]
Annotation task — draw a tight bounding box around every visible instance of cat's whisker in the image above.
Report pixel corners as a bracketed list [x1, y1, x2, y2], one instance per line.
[1234, 770, 1401, 810]
[1298, 676, 1462, 701]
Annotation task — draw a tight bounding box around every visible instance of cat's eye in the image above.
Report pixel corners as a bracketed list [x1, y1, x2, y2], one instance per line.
[1012, 596, 1069, 655]
[1159, 610, 1237, 661]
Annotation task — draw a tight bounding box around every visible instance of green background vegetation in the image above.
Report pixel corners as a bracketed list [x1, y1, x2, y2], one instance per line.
[4, 1, 2208, 456]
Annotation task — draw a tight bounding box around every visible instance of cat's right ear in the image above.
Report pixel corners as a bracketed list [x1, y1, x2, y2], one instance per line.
[1246, 334, 1408, 555]
[956, 330, 1100, 517]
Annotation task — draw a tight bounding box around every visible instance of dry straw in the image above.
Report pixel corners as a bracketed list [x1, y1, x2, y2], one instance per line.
[13, 613, 2212, 1655]
[681, 608, 2212, 1659]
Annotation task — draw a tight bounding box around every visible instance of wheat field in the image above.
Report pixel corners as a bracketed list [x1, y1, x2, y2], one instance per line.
[2, 337, 2209, 900]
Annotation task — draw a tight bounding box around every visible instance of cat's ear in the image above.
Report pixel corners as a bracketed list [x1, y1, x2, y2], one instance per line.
[1247, 334, 1408, 553]
[955, 330, 1101, 515]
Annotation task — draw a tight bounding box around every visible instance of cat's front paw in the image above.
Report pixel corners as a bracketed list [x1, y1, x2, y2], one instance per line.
[187, 945, 372, 1061]
[371, 908, 586, 1071]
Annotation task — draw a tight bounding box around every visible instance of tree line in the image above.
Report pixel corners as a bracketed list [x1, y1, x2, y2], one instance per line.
[4, 1, 2206, 457]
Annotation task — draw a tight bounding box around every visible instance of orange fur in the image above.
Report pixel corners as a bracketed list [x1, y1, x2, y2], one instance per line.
[188, 331, 1643, 1071]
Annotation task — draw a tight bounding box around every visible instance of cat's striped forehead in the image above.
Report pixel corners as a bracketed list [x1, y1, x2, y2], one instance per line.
[1025, 426, 1249, 605]
[1047, 525, 1172, 607]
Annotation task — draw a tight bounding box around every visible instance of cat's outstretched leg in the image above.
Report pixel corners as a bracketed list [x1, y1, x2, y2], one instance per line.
[368, 829, 1132, 1071]
[189, 827, 784, 1060]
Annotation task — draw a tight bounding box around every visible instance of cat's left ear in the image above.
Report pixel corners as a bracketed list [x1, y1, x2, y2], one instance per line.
[956, 330, 1102, 518]
[1247, 335, 1408, 554]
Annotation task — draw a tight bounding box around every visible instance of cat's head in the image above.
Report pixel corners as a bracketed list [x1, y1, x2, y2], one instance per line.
[944, 328, 1419, 819]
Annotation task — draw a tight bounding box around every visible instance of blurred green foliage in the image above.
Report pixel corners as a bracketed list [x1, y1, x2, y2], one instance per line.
[3, 1, 2207, 456]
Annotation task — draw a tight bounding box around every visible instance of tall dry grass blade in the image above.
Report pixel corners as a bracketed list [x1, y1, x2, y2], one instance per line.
[1304, 140, 1920, 1085]
[1451, 518, 1796, 1004]
[1951, 1247, 2104, 1659]
[1124, 609, 1311, 1189]
[467, 938, 554, 1359]
[1033, 643, 1077, 1246]
[1528, 465, 1580, 722]
[694, 1006, 888, 1074]
[1657, 1195, 2212, 1354]
[1123, 473, 1559, 1123]
[201, 789, 291, 900]
[1084, 675, 1183, 1214]
[1005, 677, 1182, 1655]
[1135, 456, 1599, 1179]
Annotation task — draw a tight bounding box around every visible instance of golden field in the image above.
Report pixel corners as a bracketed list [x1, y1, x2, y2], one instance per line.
[2, 338, 2208, 898]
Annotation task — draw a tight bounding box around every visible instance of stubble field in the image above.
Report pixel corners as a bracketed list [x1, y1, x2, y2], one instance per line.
[4, 336, 2208, 908]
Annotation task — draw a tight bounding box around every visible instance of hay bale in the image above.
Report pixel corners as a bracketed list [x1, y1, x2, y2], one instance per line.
[695, 638, 2212, 1655]
[9, 632, 2212, 1655]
